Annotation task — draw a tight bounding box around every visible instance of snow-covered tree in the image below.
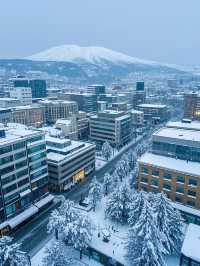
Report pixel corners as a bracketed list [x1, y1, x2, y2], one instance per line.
[47, 209, 66, 240]
[103, 173, 113, 195]
[115, 160, 126, 181]
[0, 236, 30, 266]
[88, 178, 102, 211]
[127, 150, 137, 170]
[105, 184, 132, 223]
[129, 161, 139, 187]
[126, 201, 167, 266]
[47, 199, 78, 240]
[120, 154, 131, 176]
[102, 141, 113, 161]
[112, 169, 120, 187]
[153, 193, 183, 254]
[42, 240, 70, 266]
[128, 190, 147, 227]
[69, 214, 92, 259]
[58, 199, 78, 223]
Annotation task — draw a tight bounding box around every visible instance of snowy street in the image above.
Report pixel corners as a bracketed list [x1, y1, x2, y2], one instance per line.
[12, 134, 145, 258]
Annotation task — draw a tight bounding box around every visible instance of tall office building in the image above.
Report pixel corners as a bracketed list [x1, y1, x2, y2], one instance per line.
[0, 125, 52, 234]
[87, 85, 105, 95]
[29, 79, 47, 98]
[184, 92, 200, 121]
[59, 93, 97, 113]
[133, 81, 146, 108]
[136, 81, 145, 91]
[90, 110, 131, 149]
[10, 77, 47, 99]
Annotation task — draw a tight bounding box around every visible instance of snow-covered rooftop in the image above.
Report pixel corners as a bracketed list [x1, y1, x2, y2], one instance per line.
[167, 121, 200, 131]
[131, 109, 144, 114]
[137, 103, 166, 108]
[138, 152, 200, 177]
[181, 223, 200, 262]
[153, 127, 200, 144]
[0, 126, 43, 146]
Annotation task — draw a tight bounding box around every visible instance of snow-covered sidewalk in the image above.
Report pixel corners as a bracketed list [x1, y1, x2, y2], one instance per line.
[31, 238, 103, 266]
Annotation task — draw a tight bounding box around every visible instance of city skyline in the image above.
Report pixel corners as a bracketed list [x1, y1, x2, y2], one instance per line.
[0, 0, 199, 65]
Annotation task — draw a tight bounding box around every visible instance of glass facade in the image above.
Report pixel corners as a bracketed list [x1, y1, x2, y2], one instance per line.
[153, 141, 200, 163]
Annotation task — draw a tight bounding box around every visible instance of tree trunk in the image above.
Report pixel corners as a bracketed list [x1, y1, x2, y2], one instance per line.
[80, 250, 82, 259]
[55, 228, 58, 240]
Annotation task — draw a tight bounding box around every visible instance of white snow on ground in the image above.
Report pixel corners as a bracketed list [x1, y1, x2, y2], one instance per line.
[95, 157, 107, 170]
[31, 238, 102, 266]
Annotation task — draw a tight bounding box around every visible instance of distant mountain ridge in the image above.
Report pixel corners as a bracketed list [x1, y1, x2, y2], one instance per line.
[0, 45, 188, 84]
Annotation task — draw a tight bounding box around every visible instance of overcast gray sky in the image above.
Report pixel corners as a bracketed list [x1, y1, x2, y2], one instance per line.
[0, 0, 199, 65]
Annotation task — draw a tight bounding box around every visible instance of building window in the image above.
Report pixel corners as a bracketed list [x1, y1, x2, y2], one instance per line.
[13, 142, 25, 150]
[14, 151, 26, 160]
[163, 172, 172, 180]
[5, 203, 17, 216]
[0, 145, 12, 155]
[152, 169, 159, 176]
[176, 187, 184, 194]
[188, 190, 196, 197]
[163, 183, 171, 191]
[175, 196, 182, 203]
[141, 177, 148, 183]
[27, 135, 43, 143]
[3, 183, 17, 194]
[15, 160, 27, 169]
[0, 155, 13, 165]
[1, 165, 15, 175]
[176, 176, 185, 184]
[189, 179, 198, 186]
[151, 179, 159, 187]
[141, 167, 148, 174]
[187, 201, 195, 207]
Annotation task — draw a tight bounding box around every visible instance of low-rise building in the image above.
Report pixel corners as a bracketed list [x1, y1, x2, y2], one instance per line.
[138, 152, 200, 209]
[46, 136, 95, 192]
[180, 223, 200, 265]
[90, 110, 131, 149]
[0, 98, 20, 108]
[11, 105, 44, 127]
[0, 108, 12, 124]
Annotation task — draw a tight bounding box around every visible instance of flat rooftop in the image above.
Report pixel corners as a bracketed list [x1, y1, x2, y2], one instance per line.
[138, 152, 200, 177]
[167, 121, 200, 131]
[137, 103, 166, 108]
[153, 127, 200, 144]
[47, 138, 95, 163]
[181, 223, 200, 262]
[0, 126, 42, 146]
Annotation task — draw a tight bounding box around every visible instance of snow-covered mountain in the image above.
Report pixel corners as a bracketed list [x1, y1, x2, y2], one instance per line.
[0, 45, 186, 85]
[27, 44, 158, 66]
